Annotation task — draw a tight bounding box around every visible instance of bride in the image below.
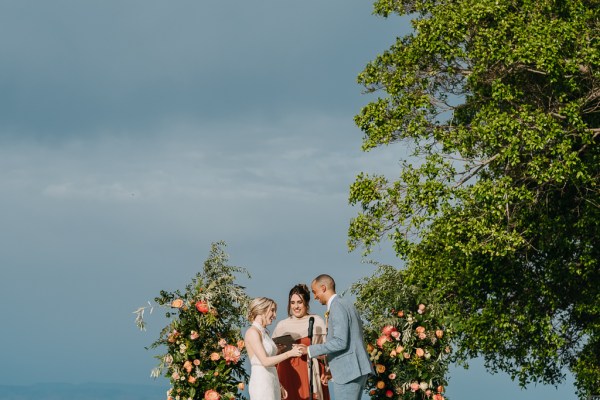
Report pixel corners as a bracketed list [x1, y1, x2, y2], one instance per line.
[245, 297, 303, 400]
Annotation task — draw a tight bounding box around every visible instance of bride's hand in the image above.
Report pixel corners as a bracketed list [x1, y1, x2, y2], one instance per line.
[288, 345, 303, 358]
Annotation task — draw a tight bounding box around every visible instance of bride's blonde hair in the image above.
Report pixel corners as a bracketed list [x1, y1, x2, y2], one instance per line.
[247, 297, 276, 322]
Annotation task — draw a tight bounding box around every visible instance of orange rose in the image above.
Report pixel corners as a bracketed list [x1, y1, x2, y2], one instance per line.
[210, 352, 221, 361]
[417, 304, 426, 314]
[195, 301, 209, 314]
[193, 359, 200, 366]
[416, 348, 425, 357]
[375, 364, 386, 373]
[171, 299, 184, 308]
[367, 343, 375, 353]
[390, 350, 397, 357]
[433, 395, 444, 400]
[403, 352, 411, 359]
[237, 382, 245, 391]
[204, 389, 221, 400]
[410, 382, 420, 392]
[237, 340, 245, 350]
[183, 360, 193, 373]
[437, 385, 444, 393]
[376, 381, 385, 389]
[415, 326, 425, 334]
[188, 376, 196, 383]
[397, 310, 404, 317]
[435, 329, 444, 339]
[395, 345, 404, 353]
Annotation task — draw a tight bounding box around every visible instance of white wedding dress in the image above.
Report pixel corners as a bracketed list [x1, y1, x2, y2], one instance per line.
[249, 322, 281, 400]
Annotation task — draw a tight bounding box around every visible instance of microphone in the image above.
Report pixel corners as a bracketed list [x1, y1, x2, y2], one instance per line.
[307, 316, 315, 343]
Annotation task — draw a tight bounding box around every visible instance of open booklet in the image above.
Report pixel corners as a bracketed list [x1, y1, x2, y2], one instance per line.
[271, 334, 296, 352]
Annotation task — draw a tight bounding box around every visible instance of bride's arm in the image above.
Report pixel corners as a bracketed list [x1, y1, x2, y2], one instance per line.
[244, 327, 301, 367]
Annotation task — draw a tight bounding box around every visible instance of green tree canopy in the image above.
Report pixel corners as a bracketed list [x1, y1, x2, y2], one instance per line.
[349, 0, 600, 396]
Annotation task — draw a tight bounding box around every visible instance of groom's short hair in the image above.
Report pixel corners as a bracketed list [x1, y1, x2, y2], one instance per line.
[313, 274, 336, 292]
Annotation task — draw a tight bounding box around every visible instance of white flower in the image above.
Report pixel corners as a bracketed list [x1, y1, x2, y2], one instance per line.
[419, 382, 429, 391]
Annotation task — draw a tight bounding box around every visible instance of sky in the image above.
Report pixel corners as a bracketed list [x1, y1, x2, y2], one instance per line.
[0, 1, 576, 399]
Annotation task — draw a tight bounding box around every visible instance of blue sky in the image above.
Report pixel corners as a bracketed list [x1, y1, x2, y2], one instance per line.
[0, 1, 575, 399]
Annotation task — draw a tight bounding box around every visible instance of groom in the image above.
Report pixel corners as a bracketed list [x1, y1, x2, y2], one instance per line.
[299, 274, 373, 400]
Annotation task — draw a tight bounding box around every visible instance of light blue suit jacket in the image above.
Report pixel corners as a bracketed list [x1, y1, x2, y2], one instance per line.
[308, 295, 374, 384]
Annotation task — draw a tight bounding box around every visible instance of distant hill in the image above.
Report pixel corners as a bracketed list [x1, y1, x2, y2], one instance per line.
[0, 382, 168, 400]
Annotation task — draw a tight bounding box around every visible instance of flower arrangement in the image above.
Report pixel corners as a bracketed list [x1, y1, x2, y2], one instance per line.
[351, 264, 454, 400]
[364, 303, 451, 400]
[134, 242, 251, 400]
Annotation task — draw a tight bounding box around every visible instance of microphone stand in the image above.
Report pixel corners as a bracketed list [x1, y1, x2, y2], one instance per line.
[307, 316, 314, 399]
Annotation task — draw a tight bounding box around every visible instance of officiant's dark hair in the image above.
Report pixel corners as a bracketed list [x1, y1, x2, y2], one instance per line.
[287, 283, 311, 316]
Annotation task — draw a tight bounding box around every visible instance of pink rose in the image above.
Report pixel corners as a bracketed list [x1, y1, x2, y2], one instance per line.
[403, 352, 411, 359]
[417, 304, 426, 314]
[425, 389, 432, 397]
[381, 325, 397, 336]
[237, 339, 245, 350]
[376, 335, 389, 348]
[419, 332, 427, 340]
[210, 352, 221, 361]
[391, 330, 401, 339]
[410, 382, 420, 392]
[237, 382, 245, 391]
[222, 344, 241, 364]
[433, 395, 444, 400]
[388, 373, 396, 380]
[190, 331, 200, 340]
[171, 372, 180, 380]
[195, 301, 209, 314]
[188, 376, 196, 383]
[218, 338, 227, 348]
[193, 359, 200, 366]
[204, 389, 221, 400]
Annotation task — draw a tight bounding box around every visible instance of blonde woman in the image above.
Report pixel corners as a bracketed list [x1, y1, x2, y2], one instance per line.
[245, 297, 302, 400]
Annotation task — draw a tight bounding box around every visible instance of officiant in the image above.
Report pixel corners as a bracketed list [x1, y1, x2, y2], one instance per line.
[272, 284, 330, 400]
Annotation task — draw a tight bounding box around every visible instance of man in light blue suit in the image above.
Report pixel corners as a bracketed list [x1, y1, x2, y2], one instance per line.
[301, 274, 374, 400]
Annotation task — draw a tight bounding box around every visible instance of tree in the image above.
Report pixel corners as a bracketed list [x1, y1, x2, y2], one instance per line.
[349, 0, 600, 397]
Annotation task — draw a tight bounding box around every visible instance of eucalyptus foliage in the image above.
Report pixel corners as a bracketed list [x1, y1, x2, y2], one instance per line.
[349, 0, 600, 396]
